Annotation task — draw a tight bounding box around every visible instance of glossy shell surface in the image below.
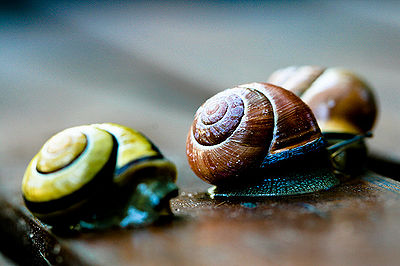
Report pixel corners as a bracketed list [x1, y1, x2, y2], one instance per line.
[22, 125, 114, 202]
[186, 82, 324, 185]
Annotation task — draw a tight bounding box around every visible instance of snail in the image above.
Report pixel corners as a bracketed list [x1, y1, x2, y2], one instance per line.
[22, 123, 178, 231]
[268, 66, 378, 175]
[186, 82, 340, 198]
[267, 66, 377, 134]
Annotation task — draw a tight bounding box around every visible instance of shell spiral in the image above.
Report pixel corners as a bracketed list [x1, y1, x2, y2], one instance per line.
[186, 82, 323, 185]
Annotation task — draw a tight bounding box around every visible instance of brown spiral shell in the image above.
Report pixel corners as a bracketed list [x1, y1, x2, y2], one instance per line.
[268, 66, 378, 134]
[186, 82, 323, 185]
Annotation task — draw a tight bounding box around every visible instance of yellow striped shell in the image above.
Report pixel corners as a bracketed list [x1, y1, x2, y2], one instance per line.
[22, 123, 177, 228]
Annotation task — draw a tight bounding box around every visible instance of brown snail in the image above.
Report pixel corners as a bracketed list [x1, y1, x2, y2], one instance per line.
[267, 66, 377, 134]
[268, 66, 378, 175]
[186, 82, 339, 198]
[22, 123, 178, 231]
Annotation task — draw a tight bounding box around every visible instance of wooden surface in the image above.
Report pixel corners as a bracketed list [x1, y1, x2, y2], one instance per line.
[2, 173, 400, 265]
[0, 1, 400, 265]
[75, 174, 400, 266]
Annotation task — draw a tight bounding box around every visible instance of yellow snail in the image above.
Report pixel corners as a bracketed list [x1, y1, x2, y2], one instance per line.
[22, 123, 178, 230]
[268, 66, 378, 175]
[186, 82, 340, 198]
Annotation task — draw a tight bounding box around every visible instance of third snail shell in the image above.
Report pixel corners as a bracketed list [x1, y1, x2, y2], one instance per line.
[267, 66, 378, 134]
[268, 66, 378, 175]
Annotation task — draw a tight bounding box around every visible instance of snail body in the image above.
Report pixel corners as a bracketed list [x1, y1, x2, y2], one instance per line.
[22, 123, 178, 230]
[268, 66, 378, 175]
[186, 82, 338, 197]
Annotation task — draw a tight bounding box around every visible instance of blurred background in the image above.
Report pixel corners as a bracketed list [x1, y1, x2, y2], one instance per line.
[0, 0, 399, 201]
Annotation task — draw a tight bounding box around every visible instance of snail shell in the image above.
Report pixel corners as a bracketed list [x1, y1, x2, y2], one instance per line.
[268, 66, 378, 134]
[22, 123, 177, 228]
[268, 66, 378, 175]
[186, 82, 338, 196]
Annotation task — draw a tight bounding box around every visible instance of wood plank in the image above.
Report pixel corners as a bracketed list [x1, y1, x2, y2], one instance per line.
[1, 173, 400, 265]
[68, 174, 400, 265]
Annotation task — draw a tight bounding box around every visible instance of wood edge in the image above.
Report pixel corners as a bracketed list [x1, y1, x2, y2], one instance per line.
[0, 195, 88, 266]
